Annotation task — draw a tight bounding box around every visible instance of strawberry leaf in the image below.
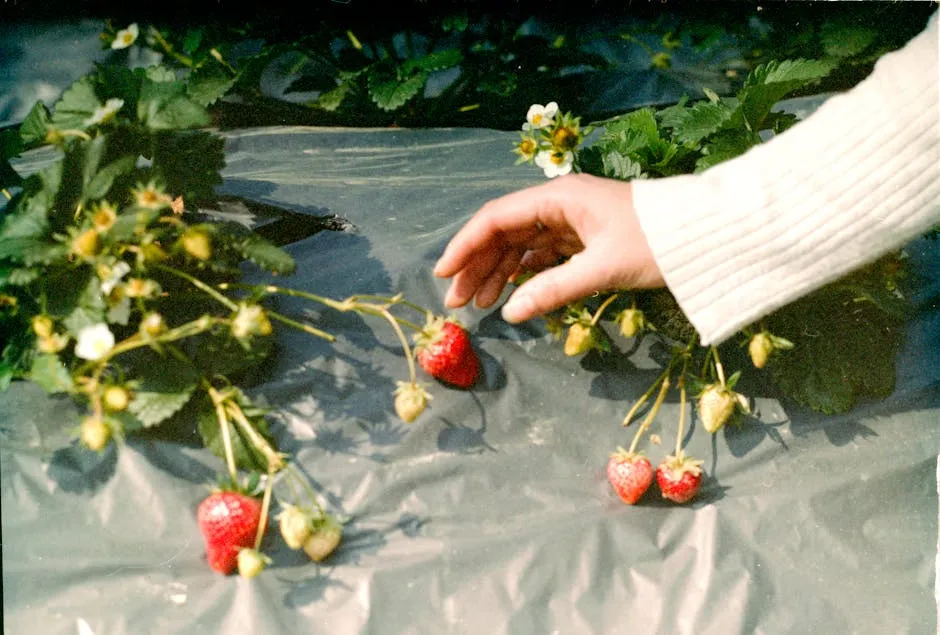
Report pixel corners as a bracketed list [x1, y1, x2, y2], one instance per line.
[126, 355, 199, 428]
[187, 63, 236, 107]
[51, 76, 100, 131]
[368, 70, 428, 112]
[19, 101, 51, 147]
[28, 353, 73, 394]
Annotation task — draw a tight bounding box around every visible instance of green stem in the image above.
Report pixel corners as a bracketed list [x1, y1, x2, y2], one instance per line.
[149, 26, 194, 67]
[622, 361, 675, 427]
[712, 347, 727, 386]
[227, 401, 285, 473]
[254, 470, 275, 550]
[267, 310, 335, 342]
[628, 374, 671, 454]
[378, 307, 417, 383]
[674, 358, 690, 456]
[155, 264, 238, 311]
[590, 293, 620, 326]
[2, 189, 12, 201]
[208, 386, 238, 483]
[287, 464, 324, 516]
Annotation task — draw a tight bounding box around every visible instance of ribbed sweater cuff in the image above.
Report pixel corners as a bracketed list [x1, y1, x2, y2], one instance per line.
[632, 13, 939, 346]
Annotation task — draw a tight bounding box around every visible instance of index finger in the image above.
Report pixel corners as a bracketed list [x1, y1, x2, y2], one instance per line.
[433, 179, 570, 278]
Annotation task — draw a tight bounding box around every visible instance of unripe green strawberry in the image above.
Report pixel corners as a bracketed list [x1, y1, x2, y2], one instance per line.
[616, 308, 647, 338]
[80, 416, 111, 451]
[237, 548, 270, 579]
[31, 315, 54, 338]
[72, 228, 100, 259]
[181, 227, 212, 261]
[278, 504, 314, 550]
[140, 312, 166, 338]
[564, 322, 595, 356]
[393, 381, 432, 423]
[748, 332, 774, 369]
[303, 515, 342, 562]
[102, 385, 131, 413]
[698, 384, 748, 434]
[231, 303, 273, 339]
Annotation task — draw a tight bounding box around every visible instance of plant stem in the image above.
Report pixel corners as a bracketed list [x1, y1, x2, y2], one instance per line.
[149, 26, 193, 67]
[287, 464, 324, 516]
[622, 361, 674, 426]
[254, 470, 275, 550]
[208, 386, 238, 483]
[590, 293, 620, 326]
[226, 401, 285, 472]
[155, 264, 238, 311]
[674, 358, 690, 456]
[712, 347, 727, 386]
[628, 374, 671, 454]
[266, 310, 335, 342]
[378, 307, 417, 383]
[2, 189, 11, 200]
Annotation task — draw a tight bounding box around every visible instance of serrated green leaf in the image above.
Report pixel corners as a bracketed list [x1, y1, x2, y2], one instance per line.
[767, 286, 902, 414]
[187, 64, 236, 107]
[368, 70, 428, 111]
[6, 267, 40, 286]
[401, 49, 463, 75]
[127, 354, 199, 427]
[237, 234, 297, 275]
[137, 79, 211, 131]
[182, 28, 204, 55]
[84, 155, 137, 202]
[151, 130, 225, 205]
[314, 81, 352, 112]
[603, 108, 660, 145]
[29, 353, 73, 393]
[19, 102, 51, 147]
[674, 101, 734, 145]
[595, 127, 649, 156]
[744, 58, 835, 89]
[601, 151, 643, 180]
[51, 76, 101, 130]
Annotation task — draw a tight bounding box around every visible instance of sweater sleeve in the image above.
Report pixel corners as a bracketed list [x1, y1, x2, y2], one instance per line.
[631, 11, 940, 346]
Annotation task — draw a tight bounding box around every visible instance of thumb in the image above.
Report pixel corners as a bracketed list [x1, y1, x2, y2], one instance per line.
[500, 251, 613, 323]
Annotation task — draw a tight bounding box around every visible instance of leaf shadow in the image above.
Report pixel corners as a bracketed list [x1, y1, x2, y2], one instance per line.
[46, 442, 118, 494]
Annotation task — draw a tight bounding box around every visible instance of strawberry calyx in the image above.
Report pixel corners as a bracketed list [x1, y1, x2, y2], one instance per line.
[658, 450, 703, 480]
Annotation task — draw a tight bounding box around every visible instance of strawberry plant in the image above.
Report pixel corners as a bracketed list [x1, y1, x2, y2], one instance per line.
[511, 59, 935, 504]
[0, 51, 482, 575]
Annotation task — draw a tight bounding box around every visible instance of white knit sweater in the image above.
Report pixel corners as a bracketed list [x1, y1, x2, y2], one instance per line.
[632, 12, 939, 346]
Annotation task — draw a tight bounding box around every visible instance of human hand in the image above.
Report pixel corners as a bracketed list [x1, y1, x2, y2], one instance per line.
[433, 173, 665, 323]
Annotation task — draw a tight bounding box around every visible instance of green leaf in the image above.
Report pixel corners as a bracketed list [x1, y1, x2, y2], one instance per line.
[51, 76, 101, 130]
[108, 208, 162, 242]
[595, 127, 649, 156]
[767, 287, 903, 414]
[820, 23, 878, 58]
[603, 108, 660, 145]
[197, 396, 278, 472]
[61, 274, 107, 336]
[401, 49, 463, 74]
[83, 155, 137, 202]
[368, 70, 428, 111]
[739, 59, 834, 129]
[187, 64, 236, 107]
[673, 100, 734, 145]
[137, 79, 211, 131]
[694, 128, 755, 172]
[151, 130, 225, 204]
[29, 353, 73, 394]
[236, 233, 297, 275]
[601, 151, 644, 180]
[127, 354, 199, 427]
[146, 65, 178, 83]
[19, 102, 51, 147]
[314, 81, 352, 111]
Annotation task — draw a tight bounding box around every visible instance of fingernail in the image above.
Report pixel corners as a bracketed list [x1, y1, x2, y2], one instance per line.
[501, 293, 533, 323]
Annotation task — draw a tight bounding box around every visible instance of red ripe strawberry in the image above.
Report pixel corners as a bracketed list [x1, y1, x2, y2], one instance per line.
[197, 490, 265, 575]
[656, 452, 704, 504]
[607, 448, 653, 505]
[413, 316, 480, 388]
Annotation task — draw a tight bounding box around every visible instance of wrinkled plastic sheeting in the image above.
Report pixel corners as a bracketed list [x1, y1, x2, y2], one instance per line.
[2, 124, 939, 634]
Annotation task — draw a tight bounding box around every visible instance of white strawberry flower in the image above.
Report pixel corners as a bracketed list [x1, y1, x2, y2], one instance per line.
[111, 23, 139, 50]
[99, 261, 131, 295]
[86, 98, 125, 126]
[535, 149, 573, 178]
[74, 323, 115, 361]
[523, 102, 558, 130]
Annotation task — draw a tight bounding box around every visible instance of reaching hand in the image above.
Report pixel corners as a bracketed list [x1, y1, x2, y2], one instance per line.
[433, 173, 666, 323]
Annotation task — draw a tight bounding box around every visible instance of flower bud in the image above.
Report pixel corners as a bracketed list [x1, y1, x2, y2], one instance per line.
[181, 227, 212, 261]
[102, 385, 131, 412]
[139, 312, 166, 338]
[72, 228, 100, 259]
[80, 416, 112, 452]
[231, 303, 273, 339]
[31, 315, 54, 338]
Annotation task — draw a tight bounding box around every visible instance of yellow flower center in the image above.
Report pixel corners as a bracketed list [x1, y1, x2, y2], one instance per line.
[519, 139, 536, 155]
[550, 151, 567, 166]
[532, 113, 543, 125]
